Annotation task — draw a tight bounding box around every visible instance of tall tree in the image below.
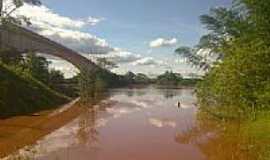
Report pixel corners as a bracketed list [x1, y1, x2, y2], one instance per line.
[24, 53, 50, 83]
[174, 0, 270, 114]
[96, 57, 118, 70]
[175, 5, 250, 70]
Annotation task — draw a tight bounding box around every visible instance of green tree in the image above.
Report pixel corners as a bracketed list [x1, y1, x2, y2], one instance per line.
[1, 0, 28, 25]
[134, 73, 151, 84]
[49, 69, 64, 83]
[175, 5, 250, 70]
[24, 53, 50, 83]
[175, 0, 270, 114]
[0, 0, 41, 23]
[0, 0, 41, 53]
[156, 71, 183, 85]
[48, 69, 64, 88]
[78, 67, 97, 103]
[124, 71, 136, 83]
[96, 57, 118, 70]
[0, 48, 23, 65]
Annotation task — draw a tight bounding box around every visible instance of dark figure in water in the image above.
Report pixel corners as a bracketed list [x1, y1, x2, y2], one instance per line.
[177, 101, 181, 108]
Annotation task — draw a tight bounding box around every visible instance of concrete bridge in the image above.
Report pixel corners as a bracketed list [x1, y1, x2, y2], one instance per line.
[0, 23, 99, 72]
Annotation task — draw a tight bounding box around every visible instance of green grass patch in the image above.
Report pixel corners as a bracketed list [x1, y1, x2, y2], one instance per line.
[244, 113, 270, 140]
[241, 112, 270, 160]
[0, 62, 70, 118]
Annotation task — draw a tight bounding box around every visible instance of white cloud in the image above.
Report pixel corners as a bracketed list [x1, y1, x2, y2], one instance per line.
[48, 59, 79, 78]
[149, 38, 178, 48]
[15, 4, 96, 29]
[89, 50, 142, 64]
[149, 118, 176, 128]
[5, 1, 200, 77]
[12, 3, 112, 54]
[37, 27, 114, 54]
[132, 57, 166, 66]
[90, 50, 166, 68]
[86, 16, 105, 26]
[108, 50, 142, 63]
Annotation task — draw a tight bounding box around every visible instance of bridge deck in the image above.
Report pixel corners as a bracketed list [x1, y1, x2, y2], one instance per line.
[0, 23, 99, 71]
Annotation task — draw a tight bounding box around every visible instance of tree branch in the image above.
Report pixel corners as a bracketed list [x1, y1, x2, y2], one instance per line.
[5, 6, 18, 17]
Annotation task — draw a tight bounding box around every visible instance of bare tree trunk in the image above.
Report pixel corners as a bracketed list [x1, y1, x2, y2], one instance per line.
[0, 0, 2, 48]
[0, 0, 2, 17]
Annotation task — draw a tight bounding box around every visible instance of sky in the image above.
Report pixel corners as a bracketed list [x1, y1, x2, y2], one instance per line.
[11, 0, 232, 77]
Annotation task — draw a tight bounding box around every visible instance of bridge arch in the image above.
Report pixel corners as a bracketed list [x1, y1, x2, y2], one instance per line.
[0, 23, 99, 73]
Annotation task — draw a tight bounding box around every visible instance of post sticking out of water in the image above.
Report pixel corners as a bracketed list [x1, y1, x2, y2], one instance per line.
[178, 101, 181, 108]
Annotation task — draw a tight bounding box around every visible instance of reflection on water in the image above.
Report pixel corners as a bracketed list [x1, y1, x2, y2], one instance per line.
[174, 110, 268, 160]
[148, 118, 177, 128]
[3, 86, 264, 160]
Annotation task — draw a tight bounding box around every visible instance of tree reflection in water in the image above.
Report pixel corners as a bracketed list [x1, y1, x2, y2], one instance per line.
[175, 111, 264, 160]
[77, 107, 99, 148]
[76, 93, 112, 149]
[122, 88, 147, 97]
[158, 88, 182, 99]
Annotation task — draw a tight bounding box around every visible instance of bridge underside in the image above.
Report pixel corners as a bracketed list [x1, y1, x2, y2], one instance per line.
[0, 23, 99, 72]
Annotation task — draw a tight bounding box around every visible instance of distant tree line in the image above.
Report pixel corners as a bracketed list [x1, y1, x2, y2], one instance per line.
[117, 70, 200, 87]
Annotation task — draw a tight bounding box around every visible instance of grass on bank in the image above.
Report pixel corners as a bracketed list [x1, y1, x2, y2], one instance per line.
[241, 112, 270, 160]
[0, 62, 70, 118]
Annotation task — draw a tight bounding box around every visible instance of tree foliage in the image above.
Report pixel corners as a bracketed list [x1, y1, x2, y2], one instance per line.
[176, 0, 270, 114]
[134, 73, 151, 84]
[96, 57, 118, 70]
[175, 4, 251, 70]
[0, 48, 23, 65]
[156, 71, 183, 86]
[0, 59, 67, 118]
[0, 0, 41, 25]
[24, 53, 50, 83]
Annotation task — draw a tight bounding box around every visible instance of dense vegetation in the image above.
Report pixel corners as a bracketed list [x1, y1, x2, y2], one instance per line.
[0, 47, 129, 114]
[115, 71, 200, 87]
[175, 0, 270, 159]
[0, 47, 89, 117]
[0, 60, 68, 118]
[155, 71, 199, 87]
[77, 66, 129, 103]
[176, 0, 270, 117]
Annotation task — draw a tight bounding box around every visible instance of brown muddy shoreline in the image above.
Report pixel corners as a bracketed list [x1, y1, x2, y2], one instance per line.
[0, 99, 84, 158]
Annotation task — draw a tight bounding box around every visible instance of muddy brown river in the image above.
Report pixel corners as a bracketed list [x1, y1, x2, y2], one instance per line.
[3, 87, 259, 160]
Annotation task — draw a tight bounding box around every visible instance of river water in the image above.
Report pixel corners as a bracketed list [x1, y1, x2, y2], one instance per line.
[4, 87, 260, 160]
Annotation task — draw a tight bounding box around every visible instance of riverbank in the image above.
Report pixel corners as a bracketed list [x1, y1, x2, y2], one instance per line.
[0, 62, 70, 118]
[0, 99, 83, 158]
